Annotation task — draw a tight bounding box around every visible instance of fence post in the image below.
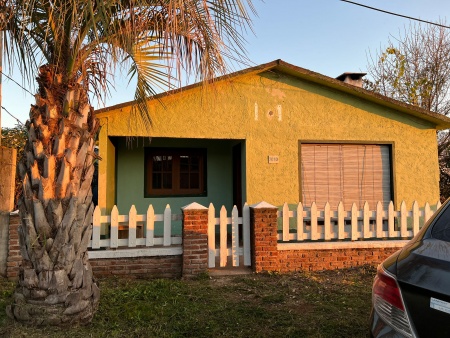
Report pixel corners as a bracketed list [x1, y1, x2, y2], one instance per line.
[181, 202, 209, 278]
[249, 201, 279, 273]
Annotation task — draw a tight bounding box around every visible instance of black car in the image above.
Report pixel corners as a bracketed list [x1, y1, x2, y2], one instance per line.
[370, 201, 450, 338]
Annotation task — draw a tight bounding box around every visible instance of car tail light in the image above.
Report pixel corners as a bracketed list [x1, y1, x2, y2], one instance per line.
[372, 265, 414, 338]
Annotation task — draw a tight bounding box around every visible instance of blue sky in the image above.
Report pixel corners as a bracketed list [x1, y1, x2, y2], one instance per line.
[2, 0, 450, 127]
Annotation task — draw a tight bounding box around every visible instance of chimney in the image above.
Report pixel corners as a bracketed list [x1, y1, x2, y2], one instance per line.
[335, 72, 366, 88]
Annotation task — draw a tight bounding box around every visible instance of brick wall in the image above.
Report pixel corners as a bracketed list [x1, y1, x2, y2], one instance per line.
[278, 247, 401, 272]
[90, 256, 182, 278]
[6, 214, 21, 280]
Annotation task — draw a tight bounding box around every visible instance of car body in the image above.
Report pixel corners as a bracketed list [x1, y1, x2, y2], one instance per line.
[370, 201, 450, 337]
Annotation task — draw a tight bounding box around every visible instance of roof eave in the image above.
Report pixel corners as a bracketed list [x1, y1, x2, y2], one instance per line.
[273, 61, 450, 130]
[96, 59, 450, 130]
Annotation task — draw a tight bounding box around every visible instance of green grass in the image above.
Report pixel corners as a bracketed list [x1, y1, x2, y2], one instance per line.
[0, 265, 376, 338]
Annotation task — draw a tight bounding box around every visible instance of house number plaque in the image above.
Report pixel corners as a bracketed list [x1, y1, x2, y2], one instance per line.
[268, 156, 279, 164]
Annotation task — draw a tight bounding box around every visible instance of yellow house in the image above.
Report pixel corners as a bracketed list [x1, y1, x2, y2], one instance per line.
[96, 60, 450, 234]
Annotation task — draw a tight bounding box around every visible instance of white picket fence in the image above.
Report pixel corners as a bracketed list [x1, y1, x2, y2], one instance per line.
[87, 200, 440, 261]
[88, 204, 183, 259]
[278, 200, 441, 242]
[88, 203, 252, 268]
[90, 204, 182, 248]
[207, 203, 251, 268]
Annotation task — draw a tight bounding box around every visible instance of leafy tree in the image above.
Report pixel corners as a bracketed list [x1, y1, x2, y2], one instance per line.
[364, 22, 450, 200]
[1, 123, 27, 209]
[1, 0, 255, 326]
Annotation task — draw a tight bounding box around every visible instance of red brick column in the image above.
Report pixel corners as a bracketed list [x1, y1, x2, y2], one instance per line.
[181, 202, 209, 278]
[7, 214, 22, 280]
[250, 202, 280, 273]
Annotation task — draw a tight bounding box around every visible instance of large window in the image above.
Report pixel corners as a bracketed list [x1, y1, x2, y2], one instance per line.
[145, 148, 207, 197]
[300, 144, 392, 209]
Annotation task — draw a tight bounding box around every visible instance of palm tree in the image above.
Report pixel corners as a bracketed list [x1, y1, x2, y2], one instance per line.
[2, 0, 255, 326]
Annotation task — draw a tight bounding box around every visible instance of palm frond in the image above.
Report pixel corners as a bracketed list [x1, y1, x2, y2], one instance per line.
[126, 39, 175, 129]
[3, 0, 257, 123]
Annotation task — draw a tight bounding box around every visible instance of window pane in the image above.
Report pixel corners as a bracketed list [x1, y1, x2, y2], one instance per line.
[180, 173, 189, 189]
[163, 173, 172, 189]
[180, 156, 189, 172]
[163, 156, 172, 171]
[152, 173, 161, 189]
[191, 156, 199, 171]
[153, 156, 162, 171]
[190, 173, 199, 189]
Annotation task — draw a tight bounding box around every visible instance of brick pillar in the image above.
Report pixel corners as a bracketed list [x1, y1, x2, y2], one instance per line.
[181, 202, 209, 278]
[250, 201, 279, 273]
[7, 213, 22, 280]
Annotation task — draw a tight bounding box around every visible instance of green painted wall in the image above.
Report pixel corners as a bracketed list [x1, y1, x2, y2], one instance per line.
[114, 138, 239, 234]
[98, 68, 442, 212]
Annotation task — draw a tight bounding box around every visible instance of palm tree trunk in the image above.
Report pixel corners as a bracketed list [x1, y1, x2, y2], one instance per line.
[6, 65, 101, 326]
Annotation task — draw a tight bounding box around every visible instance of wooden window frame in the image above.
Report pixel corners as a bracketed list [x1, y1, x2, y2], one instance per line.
[144, 148, 207, 197]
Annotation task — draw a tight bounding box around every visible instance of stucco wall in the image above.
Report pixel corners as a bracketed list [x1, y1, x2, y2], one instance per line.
[0, 147, 17, 212]
[98, 70, 440, 210]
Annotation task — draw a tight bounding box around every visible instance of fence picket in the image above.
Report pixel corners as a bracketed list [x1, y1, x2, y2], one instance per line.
[110, 205, 119, 248]
[400, 201, 408, 238]
[146, 205, 155, 246]
[324, 202, 331, 240]
[297, 202, 304, 241]
[232, 206, 239, 267]
[208, 203, 216, 268]
[128, 205, 137, 247]
[243, 203, 251, 266]
[163, 204, 171, 246]
[412, 201, 419, 235]
[311, 202, 318, 240]
[282, 203, 290, 241]
[351, 203, 358, 241]
[220, 206, 227, 267]
[376, 201, 383, 239]
[92, 206, 101, 249]
[363, 201, 370, 239]
[388, 201, 395, 238]
[337, 202, 345, 240]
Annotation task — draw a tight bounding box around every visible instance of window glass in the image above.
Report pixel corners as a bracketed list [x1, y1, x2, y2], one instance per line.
[152, 173, 161, 189]
[145, 148, 206, 196]
[180, 173, 189, 189]
[431, 205, 450, 242]
[190, 173, 199, 189]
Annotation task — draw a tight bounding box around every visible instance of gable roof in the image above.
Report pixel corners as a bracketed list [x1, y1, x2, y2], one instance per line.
[97, 59, 450, 130]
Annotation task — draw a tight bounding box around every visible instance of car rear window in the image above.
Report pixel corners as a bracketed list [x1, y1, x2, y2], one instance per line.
[431, 205, 450, 242]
